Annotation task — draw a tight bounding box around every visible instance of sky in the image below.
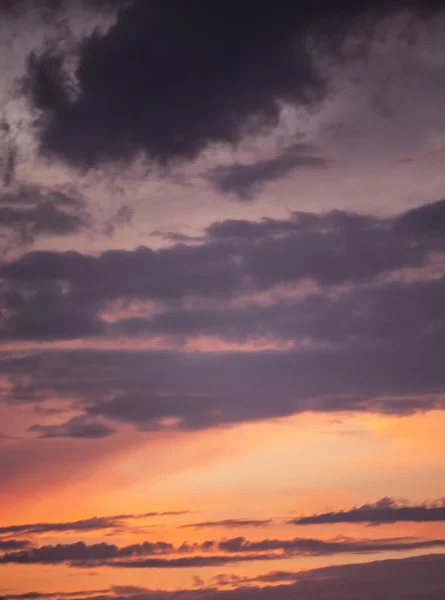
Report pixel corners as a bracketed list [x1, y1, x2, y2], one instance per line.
[1, 1, 445, 599]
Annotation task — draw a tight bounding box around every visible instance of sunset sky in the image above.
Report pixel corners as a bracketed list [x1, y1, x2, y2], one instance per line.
[1, 1, 445, 599]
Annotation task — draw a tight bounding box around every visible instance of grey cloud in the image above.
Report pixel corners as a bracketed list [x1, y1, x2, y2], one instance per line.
[0, 588, 133, 600]
[1, 326, 445, 435]
[291, 497, 445, 525]
[3, 553, 445, 599]
[0, 540, 175, 564]
[75, 554, 277, 569]
[0, 287, 105, 341]
[208, 144, 327, 200]
[0, 539, 30, 551]
[23, 0, 445, 169]
[395, 199, 445, 238]
[3, 199, 445, 302]
[209, 570, 302, 586]
[103, 205, 133, 237]
[2, 534, 445, 568]
[0, 512, 187, 537]
[252, 571, 300, 583]
[112, 274, 445, 346]
[25, 1, 328, 169]
[216, 535, 445, 556]
[0, 186, 89, 250]
[28, 416, 116, 439]
[1, 198, 445, 344]
[0, 120, 16, 187]
[0, 591, 110, 600]
[0, 199, 445, 431]
[180, 520, 273, 530]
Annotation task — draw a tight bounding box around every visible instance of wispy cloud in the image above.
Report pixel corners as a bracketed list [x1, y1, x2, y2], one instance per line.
[0, 512, 189, 537]
[291, 497, 445, 525]
[179, 519, 273, 530]
[208, 144, 327, 200]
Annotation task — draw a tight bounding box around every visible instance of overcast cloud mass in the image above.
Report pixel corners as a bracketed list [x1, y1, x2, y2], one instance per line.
[1, 1, 445, 598]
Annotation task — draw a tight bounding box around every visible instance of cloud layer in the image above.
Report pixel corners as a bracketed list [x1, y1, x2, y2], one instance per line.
[2, 534, 445, 568]
[25, 0, 445, 168]
[292, 497, 445, 525]
[2, 553, 445, 599]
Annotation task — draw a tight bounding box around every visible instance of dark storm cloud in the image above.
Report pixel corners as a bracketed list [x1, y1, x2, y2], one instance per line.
[0, 186, 89, 249]
[25, 0, 326, 168]
[0, 512, 186, 537]
[2, 535, 445, 567]
[291, 497, 445, 525]
[208, 144, 327, 200]
[24, 0, 444, 168]
[180, 520, 273, 530]
[28, 416, 116, 439]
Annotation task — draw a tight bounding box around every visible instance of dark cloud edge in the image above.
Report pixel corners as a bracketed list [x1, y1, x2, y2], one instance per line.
[291, 497, 445, 525]
[24, 0, 445, 169]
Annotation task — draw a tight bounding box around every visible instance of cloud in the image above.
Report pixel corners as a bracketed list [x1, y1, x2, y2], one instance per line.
[207, 144, 327, 200]
[291, 497, 445, 525]
[24, 0, 443, 169]
[5, 198, 445, 298]
[2, 553, 445, 599]
[2, 535, 445, 567]
[1, 199, 445, 431]
[0, 185, 89, 251]
[251, 571, 300, 584]
[0, 540, 174, 565]
[0, 589, 125, 600]
[0, 288, 105, 341]
[25, 1, 327, 168]
[1, 325, 445, 435]
[0, 511, 188, 537]
[87, 554, 278, 570]
[180, 520, 273, 530]
[0, 539, 30, 551]
[28, 416, 116, 439]
[110, 274, 445, 346]
[0, 120, 17, 187]
[216, 535, 445, 556]
[1, 198, 445, 343]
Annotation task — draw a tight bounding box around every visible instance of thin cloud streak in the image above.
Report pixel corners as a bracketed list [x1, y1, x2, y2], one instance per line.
[291, 497, 445, 525]
[2, 535, 445, 567]
[0, 512, 189, 537]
